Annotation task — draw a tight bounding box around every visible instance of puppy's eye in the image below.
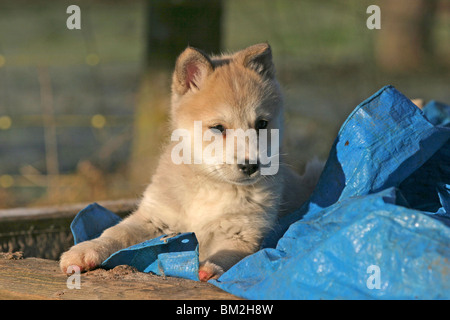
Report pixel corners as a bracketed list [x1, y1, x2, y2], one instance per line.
[209, 124, 226, 134]
[256, 119, 268, 130]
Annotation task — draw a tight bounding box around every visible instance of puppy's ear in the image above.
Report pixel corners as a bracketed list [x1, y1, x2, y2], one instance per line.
[238, 43, 275, 79]
[172, 47, 213, 96]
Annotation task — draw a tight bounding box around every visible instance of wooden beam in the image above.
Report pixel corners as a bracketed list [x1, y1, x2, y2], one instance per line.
[0, 254, 240, 300]
[0, 199, 139, 259]
[0, 198, 138, 222]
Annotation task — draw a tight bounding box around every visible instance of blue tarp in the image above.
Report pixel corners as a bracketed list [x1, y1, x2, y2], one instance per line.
[70, 203, 200, 281]
[70, 85, 450, 299]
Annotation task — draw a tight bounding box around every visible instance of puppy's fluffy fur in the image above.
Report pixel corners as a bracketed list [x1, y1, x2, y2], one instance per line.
[60, 43, 323, 281]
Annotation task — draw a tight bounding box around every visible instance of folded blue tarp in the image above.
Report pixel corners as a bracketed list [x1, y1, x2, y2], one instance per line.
[70, 85, 450, 299]
[70, 203, 200, 281]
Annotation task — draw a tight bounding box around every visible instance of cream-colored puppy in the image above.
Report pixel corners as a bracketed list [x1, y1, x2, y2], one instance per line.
[60, 43, 323, 281]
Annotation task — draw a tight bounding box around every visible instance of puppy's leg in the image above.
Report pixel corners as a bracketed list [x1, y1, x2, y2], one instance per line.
[198, 260, 225, 282]
[199, 247, 258, 282]
[198, 232, 262, 282]
[59, 209, 164, 274]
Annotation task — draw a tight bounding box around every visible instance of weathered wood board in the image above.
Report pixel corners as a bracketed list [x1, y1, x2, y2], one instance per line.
[0, 199, 137, 259]
[0, 254, 240, 300]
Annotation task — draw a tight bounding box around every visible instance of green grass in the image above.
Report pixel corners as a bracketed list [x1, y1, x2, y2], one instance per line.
[224, 0, 373, 65]
[0, 0, 145, 66]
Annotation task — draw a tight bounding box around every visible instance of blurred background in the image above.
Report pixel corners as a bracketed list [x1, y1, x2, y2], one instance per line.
[0, 0, 449, 209]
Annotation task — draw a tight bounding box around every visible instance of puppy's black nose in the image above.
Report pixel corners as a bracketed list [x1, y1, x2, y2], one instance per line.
[238, 161, 259, 176]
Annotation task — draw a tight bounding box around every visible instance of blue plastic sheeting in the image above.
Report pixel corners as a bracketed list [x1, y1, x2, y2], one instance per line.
[69, 85, 450, 299]
[102, 232, 199, 281]
[213, 188, 450, 299]
[71, 203, 122, 245]
[211, 85, 450, 299]
[70, 204, 200, 281]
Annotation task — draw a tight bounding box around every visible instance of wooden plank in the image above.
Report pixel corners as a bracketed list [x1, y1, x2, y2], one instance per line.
[0, 199, 138, 260]
[0, 198, 138, 222]
[0, 254, 241, 300]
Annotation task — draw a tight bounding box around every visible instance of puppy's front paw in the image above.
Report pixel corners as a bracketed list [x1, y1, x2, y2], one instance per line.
[198, 261, 224, 282]
[59, 241, 108, 274]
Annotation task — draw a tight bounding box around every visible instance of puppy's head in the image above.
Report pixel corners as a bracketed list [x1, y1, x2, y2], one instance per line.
[169, 43, 283, 185]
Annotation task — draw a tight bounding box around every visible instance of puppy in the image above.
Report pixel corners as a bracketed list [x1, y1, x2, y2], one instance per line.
[60, 43, 323, 281]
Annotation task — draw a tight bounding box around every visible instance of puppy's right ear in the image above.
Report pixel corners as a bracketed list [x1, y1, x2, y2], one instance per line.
[172, 47, 213, 96]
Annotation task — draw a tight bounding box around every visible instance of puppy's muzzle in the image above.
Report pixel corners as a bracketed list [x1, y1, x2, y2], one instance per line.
[237, 160, 260, 176]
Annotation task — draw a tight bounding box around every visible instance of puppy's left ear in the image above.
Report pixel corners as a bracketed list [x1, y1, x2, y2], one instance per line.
[238, 43, 275, 79]
[172, 46, 214, 96]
